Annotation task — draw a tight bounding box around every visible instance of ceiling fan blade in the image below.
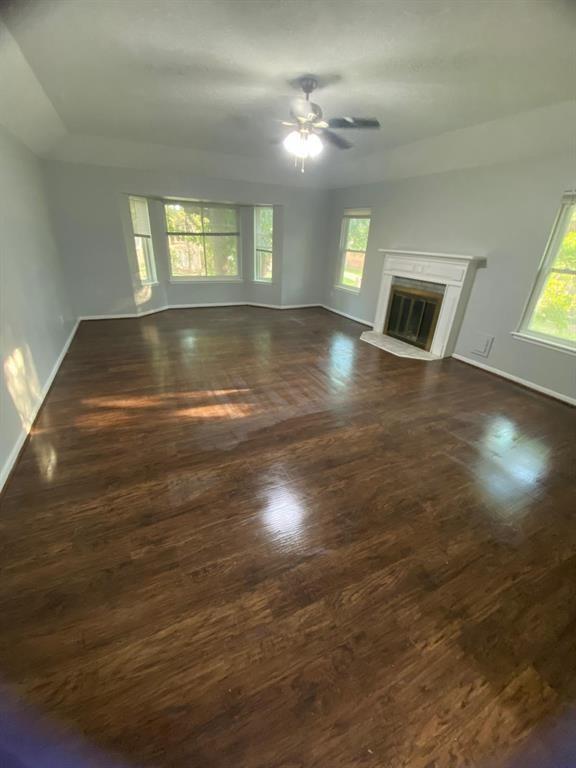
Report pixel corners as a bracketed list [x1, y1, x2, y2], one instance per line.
[321, 129, 353, 150]
[328, 117, 380, 129]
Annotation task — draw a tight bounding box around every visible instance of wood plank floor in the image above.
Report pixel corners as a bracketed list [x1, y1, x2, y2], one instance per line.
[1, 307, 575, 768]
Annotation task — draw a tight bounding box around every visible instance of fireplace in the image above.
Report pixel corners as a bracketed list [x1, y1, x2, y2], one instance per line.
[361, 249, 486, 359]
[385, 279, 444, 351]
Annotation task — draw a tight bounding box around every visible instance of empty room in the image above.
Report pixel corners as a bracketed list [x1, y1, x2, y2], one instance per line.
[1, 1, 575, 766]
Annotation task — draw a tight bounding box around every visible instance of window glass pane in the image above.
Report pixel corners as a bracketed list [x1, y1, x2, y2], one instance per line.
[134, 236, 150, 282]
[204, 235, 239, 277]
[551, 205, 576, 271]
[345, 217, 370, 251]
[528, 272, 576, 343]
[255, 249, 273, 281]
[202, 206, 238, 233]
[168, 235, 205, 276]
[165, 203, 202, 233]
[341, 251, 365, 290]
[255, 207, 273, 250]
[165, 202, 240, 278]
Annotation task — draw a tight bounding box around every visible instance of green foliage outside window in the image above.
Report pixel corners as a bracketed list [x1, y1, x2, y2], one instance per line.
[255, 206, 273, 281]
[340, 216, 370, 290]
[165, 203, 239, 278]
[528, 206, 576, 344]
[345, 217, 370, 252]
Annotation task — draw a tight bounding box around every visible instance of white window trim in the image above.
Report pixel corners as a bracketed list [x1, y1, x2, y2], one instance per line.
[334, 284, 363, 295]
[168, 276, 243, 284]
[515, 192, 576, 354]
[511, 330, 576, 356]
[335, 210, 371, 293]
[165, 200, 243, 281]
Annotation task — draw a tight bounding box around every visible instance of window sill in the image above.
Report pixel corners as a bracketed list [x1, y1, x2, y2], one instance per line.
[252, 279, 274, 285]
[334, 284, 361, 295]
[511, 330, 576, 356]
[169, 277, 243, 284]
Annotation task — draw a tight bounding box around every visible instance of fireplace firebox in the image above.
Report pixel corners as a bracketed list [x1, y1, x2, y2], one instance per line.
[385, 281, 443, 351]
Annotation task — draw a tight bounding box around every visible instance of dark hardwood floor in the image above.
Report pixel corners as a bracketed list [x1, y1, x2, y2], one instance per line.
[1, 307, 575, 768]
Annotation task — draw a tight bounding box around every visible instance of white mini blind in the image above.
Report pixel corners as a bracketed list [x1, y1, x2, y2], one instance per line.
[129, 196, 152, 236]
[343, 208, 371, 218]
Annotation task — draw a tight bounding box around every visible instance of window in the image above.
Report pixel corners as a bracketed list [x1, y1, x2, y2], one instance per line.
[254, 206, 273, 282]
[337, 210, 371, 291]
[129, 196, 156, 284]
[518, 193, 576, 348]
[165, 202, 240, 280]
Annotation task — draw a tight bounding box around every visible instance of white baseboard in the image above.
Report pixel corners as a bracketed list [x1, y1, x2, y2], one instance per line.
[79, 302, 322, 321]
[79, 303, 243, 320]
[1, 319, 80, 492]
[248, 303, 320, 310]
[321, 305, 373, 327]
[452, 353, 575, 407]
[157, 302, 247, 312]
[80, 303, 374, 325]
[79, 312, 147, 320]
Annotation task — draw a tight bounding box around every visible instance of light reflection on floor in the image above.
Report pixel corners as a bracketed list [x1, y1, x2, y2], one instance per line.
[475, 416, 549, 514]
[328, 332, 356, 390]
[261, 485, 307, 549]
[32, 437, 58, 482]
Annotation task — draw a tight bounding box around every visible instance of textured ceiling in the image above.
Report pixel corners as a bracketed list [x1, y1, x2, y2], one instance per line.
[3, 0, 576, 166]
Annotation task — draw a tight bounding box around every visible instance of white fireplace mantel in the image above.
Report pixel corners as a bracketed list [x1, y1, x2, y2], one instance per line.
[369, 248, 486, 359]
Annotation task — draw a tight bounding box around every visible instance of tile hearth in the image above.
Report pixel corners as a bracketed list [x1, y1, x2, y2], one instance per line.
[360, 330, 440, 360]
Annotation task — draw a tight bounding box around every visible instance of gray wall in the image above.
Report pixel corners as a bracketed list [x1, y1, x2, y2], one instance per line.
[43, 161, 329, 317]
[2, 139, 573, 493]
[0, 126, 75, 487]
[324, 152, 576, 401]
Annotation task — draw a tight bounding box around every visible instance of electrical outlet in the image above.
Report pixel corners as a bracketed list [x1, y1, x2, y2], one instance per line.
[471, 333, 494, 358]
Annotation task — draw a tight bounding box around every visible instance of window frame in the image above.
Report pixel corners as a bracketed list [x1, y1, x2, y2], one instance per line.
[164, 200, 242, 282]
[335, 209, 371, 294]
[128, 196, 157, 286]
[514, 192, 576, 354]
[253, 205, 274, 283]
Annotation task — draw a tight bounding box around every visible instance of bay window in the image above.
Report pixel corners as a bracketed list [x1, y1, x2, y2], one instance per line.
[164, 202, 240, 280]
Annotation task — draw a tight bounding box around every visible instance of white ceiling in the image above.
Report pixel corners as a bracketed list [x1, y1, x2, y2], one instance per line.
[2, 0, 575, 185]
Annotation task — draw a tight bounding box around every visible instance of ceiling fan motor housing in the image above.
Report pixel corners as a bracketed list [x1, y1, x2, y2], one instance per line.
[299, 76, 319, 97]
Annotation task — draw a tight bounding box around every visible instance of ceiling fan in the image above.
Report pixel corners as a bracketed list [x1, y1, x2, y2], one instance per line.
[281, 75, 380, 172]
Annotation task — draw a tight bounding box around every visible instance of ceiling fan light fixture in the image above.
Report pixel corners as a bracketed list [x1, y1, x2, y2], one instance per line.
[278, 75, 381, 172]
[306, 132, 323, 158]
[283, 130, 323, 159]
